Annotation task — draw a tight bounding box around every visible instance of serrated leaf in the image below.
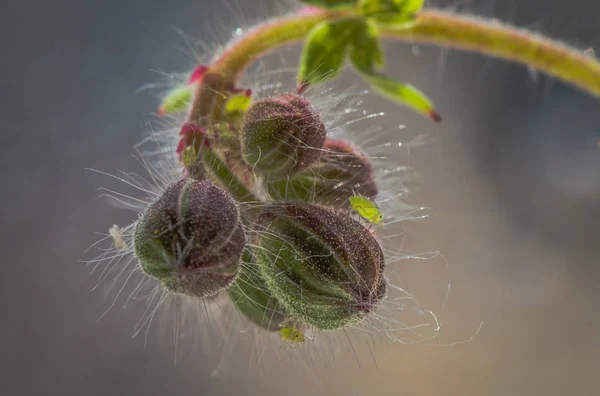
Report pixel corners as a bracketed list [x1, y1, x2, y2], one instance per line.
[298, 18, 363, 88]
[300, 0, 358, 9]
[364, 73, 440, 121]
[157, 85, 192, 115]
[349, 20, 384, 73]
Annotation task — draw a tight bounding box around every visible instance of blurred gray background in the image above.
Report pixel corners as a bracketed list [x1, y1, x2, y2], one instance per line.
[2, 0, 600, 395]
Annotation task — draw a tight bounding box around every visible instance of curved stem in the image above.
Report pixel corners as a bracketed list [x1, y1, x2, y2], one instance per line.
[189, 8, 600, 125]
[381, 12, 600, 96]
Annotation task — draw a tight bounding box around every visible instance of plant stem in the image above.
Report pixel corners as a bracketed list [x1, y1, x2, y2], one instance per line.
[188, 8, 600, 125]
[381, 11, 600, 96]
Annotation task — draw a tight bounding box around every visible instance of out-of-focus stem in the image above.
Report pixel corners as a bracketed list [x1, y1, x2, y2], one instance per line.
[188, 8, 600, 126]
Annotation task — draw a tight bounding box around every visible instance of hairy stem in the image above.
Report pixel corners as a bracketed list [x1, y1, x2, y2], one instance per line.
[189, 8, 600, 125]
[382, 12, 600, 95]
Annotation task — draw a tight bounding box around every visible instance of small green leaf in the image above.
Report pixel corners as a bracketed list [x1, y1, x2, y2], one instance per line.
[349, 195, 384, 224]
[300, 0, 358, 9]
[225, 93, 252, 116]
[158, 85, 192, 115]
[298, 18, 362, 88]
[363, 73, 440, 121]
[397, 0, 424, 13]
[349, 20, 384, 73]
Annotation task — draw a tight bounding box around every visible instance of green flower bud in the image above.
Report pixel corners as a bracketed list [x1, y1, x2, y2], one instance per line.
[254, 203, 387, 330]
[227, 252, 289, 331]
[133, 178, 245, 298]
[242, 94, 326, 178]
[267, 138, 378, 206]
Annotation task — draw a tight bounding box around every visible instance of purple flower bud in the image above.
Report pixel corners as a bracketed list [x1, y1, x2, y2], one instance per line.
[133, 178, 245, 297]
[242, 94, 326, 178]
[254, 203, 387, 330]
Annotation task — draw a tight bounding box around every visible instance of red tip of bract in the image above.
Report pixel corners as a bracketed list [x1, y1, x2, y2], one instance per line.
[176, 137, 186, 156]
[324, 138, 355, 154]
[179, 122, 204, 137]
[177, 123, 208, 155]
[296, 82, 309, 95]
[428, 110, 442, 123]
[157, 107, 166, 116]
[188, 65, 209, 84]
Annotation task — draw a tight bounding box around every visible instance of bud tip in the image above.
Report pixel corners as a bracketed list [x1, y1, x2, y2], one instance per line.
[429, 110, 442, 123]
[188, 65, 209, 84]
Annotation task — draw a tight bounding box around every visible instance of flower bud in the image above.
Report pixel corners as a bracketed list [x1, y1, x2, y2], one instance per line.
[254, 203, 386, 330]
[267, 138, 378, 206]
[242, 94, 326, 178]
[133, 178, 245, 298]
[227, 251, 289, 331]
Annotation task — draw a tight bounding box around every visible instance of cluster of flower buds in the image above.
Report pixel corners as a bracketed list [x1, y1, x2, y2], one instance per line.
[133, 91, 387, 333]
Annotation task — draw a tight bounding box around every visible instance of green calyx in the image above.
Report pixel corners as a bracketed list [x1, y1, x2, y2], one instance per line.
[227, 251, 290, 331]
[253, 203, 386, 330]
[267, 138, 378, 206]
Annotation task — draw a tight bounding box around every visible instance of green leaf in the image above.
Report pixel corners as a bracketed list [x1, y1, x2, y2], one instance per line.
[225, 93, 252, 116]
[363, 72, 440, 121]
[158, 85, 192, 115]
[300, 0, 358, 9]
[298, 18, 362, 88]
[397, 0, 424, 13]
[349, 20, 384, 73]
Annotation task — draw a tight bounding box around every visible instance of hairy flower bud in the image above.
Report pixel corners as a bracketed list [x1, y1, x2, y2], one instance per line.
[227, 252, 289, 331]
[133, 178, 245, 297]
[267, 138, 378, 206]
[242, 94, 326, 178]
[254, 203, 386, 330]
